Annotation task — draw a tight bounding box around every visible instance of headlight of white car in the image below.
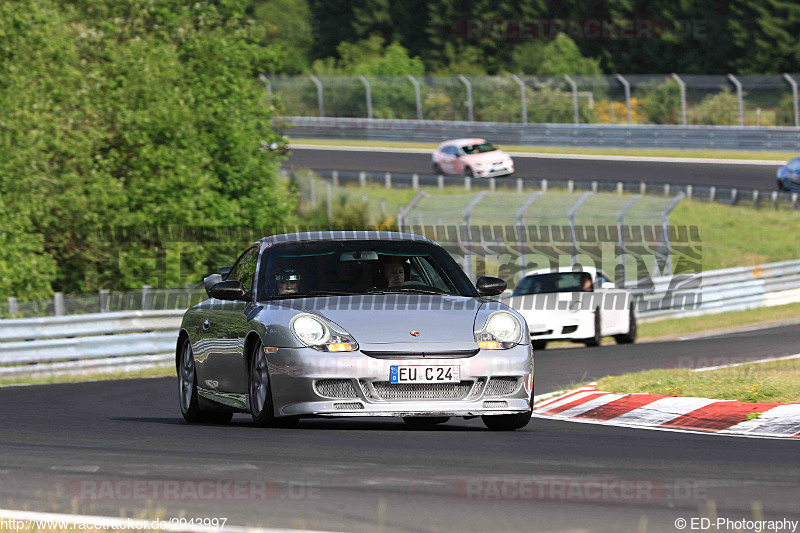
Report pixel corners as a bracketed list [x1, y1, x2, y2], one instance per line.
[474, 311, 524, 349]
[290, 314, 358, 352]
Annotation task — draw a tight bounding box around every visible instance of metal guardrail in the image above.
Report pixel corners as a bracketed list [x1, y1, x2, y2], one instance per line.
[1, 259, 798, 376]
[282, 117, 800, 152]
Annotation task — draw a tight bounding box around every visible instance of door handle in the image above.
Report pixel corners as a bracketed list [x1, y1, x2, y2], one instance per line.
[202, 319, 211, 331]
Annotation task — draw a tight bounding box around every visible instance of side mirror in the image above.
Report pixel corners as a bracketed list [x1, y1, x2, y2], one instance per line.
[476, 276, 507, 297]
[208, 280, 250, 301]
[204, 273, 223, 297]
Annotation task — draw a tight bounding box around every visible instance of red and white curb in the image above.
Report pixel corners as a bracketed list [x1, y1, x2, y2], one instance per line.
[533, 385, 800, 439]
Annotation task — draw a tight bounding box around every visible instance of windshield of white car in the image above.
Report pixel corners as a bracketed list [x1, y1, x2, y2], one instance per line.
[258, 240, 478, 300]
[512, 273, 593, 296]
[461, 143, 497, 154]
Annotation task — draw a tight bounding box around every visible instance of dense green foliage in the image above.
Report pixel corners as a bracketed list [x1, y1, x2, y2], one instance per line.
[0, 0, 295, 300]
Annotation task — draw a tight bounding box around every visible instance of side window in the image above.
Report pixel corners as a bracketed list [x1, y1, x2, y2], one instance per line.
[596, 273, 607, 287]
[227, 247, 259, 293]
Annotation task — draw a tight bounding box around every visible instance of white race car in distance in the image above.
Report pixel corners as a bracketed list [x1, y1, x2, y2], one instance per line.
[504, 267, 637, 349]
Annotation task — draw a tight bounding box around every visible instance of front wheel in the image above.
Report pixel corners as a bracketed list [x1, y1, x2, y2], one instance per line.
[464, 166, 474, 178]
[482, 409, 532, 431]
[432, 162, 443, 175]
[583, 311, 601, 347]
[250, 340, 299, 428]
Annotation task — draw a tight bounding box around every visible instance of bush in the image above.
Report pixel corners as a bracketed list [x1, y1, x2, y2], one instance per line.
[691, 89, 740, 125]
[641, 80, 682, 124]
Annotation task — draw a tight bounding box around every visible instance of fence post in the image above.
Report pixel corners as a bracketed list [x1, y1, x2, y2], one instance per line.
[99, 289, 110, 313]
[661, 193, 686, 275]
[458, 75, 474, 122]
[516, 192, 542, 270]
[408, 75, 423, 121]
[359, 171, 366, 187]
[640, 182, 646, 195]
[792, 192, 798, 210]
[567, 180, 574, 193]
[489, 177, 496, 191]
[8, 297, 18, 316]
[358, 75, 373, 119]
[727, 74, 744, 126]
[664, 183, 670, 196]
[782, 74, 799, 127]
[753, 190, 760, 208]
[615, 74, 633, 124]
[511, 74, 527, 124]
[564, 75, 579, 124]
[671, 74, 687, 126]
[309, 75, 324, 117]
[397, 191, 428, 233]
[384, 172, 392, 189]
[541, 179, 548, 192]
[326, 182, 333, 222]
[412, 173, 419, 189]
[591, 180, 598, 193]
[462, 191, 488, 280]
[616, 181, 623, 194]
[568, 192, 593, 264]
[142, 285, 152, 311]
[258, 74, 272, 94]
[464, 177, 471, 191]
[686, 185, 693, 199]
[771, 190, 779, 209]
[438, 175, 444, 190]
[617, 195, 642, 287]
[332, 170, 339, 187]
[516, 177, 523, 193]
[53, 292, 65, 316]
[709, 186, 716, 202]
[731, 188, 738, 205]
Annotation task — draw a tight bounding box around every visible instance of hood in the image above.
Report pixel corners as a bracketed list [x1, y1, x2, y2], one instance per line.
[268, 295, 484, 350]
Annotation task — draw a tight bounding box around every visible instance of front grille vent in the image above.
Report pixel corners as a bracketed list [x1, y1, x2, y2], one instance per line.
[314, 379, 358, 399]
[483, 401, 508, 408]
[371, 381, 472, 400]
[333, 402, 364, 410]
[485, 377, 520, 397]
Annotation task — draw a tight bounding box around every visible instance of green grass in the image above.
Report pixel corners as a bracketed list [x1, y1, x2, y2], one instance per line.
[639, 302, 800, 339]
[290, 138, 792, 161]
[595, 357, 800, 403]
[0, 364, 174, 387]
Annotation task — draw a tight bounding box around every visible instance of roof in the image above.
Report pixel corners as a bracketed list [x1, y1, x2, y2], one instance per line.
[439, 138, 487, 147]
[523, 266, 599, 278]
[262, 231, 435, 246]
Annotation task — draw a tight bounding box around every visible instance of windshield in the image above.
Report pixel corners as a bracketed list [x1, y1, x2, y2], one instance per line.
[512, 273, 593, 296]
[461, 142, 497, 155]
[258, 240, 478, 300]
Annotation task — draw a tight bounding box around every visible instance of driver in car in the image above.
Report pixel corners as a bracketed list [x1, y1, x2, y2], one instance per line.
[381, 258, 407, 287]
[276, 268, 300, 295]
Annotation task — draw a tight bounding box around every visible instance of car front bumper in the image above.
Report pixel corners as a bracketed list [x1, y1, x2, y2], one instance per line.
[519, 310, 595, 341]
[473, 164, 514, 178]
[267, 345, 533, 417]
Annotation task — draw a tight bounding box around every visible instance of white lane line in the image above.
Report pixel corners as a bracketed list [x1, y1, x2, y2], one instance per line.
[0, 508, 343, 533]
[50, 465, 100, 473]
[694, 352, 800, 372]
[553, 394, 626, 418]
[609, 397, 720, 426]
[289, 144, 786, 165]
[721, 404, 800, 437]
[676, 321, 800, 342]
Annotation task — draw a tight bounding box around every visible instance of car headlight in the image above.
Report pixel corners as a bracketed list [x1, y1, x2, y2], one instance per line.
[475, 311, 524, 349]
[569, 300, 581, 313]
[290, 314, 358, 352]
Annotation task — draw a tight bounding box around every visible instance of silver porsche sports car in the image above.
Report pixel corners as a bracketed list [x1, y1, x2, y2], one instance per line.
[177, 231, 534, 431]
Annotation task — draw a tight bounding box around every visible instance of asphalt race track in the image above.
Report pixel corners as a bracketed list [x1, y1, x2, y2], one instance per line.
[2, 324, 798, 533]
[285, 148, 783, 190]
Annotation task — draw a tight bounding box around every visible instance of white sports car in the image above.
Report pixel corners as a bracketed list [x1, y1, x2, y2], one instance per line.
[504, 267, 637, 349]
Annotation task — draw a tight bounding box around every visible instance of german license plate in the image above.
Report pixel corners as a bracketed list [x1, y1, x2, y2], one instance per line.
[390, 365, 460, 384]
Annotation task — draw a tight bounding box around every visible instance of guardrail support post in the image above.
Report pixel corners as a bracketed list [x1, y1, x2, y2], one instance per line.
[8, 297, 17, 316]
[541, 179, 548, 192]
[458, 75, 474, 122]
[567, 179, 574, 193]
[53, 292, 65, 316]
[664, 183, 670, 196]
[731, 188, 738, 205]
[782, 74, 799, 127]
[671, 74, 687, 126]
[437, 175, 444, 190]
[142, 285, 152, 311]
[326, 182, 333, 222]
[359, 171, 366, 187]
[408, 75, 423, 120]
[310, 179, 317, 208]
[309, 75, 324, 117]
[511, 74, 527, 124]
[358, 75, 373, 120]
[709, 186, 716, 202]
[753, 190, 760, 208]
[591, 180, 598, 193]
[792, 193, 798, 210]
[564, 75, 579, 124]
[384, 172, 392, 189]
[686, 185, 693, 199]
[332, 170, 339, 187]
[489, 177, 496, 191]
[464, 176, 471, 191]
[615, 74, 633, 124]
[771, 190, 779, 209]
[517, 177, 523, 193]
[616, 181, 623, 194]
[640, 182, 646, 195]
[412, 173, 419, 189]
[727, 74, 744, 126]
[99, 289, 110, 313]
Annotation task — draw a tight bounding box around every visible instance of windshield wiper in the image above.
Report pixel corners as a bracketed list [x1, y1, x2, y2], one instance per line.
[267, 290, 360, 300]
[380, 288, 448, 295]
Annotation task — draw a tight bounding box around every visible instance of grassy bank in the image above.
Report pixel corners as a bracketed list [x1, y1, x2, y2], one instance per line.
[0, 365, 173, 387]
[291, 138, 792, 161]
[595, 356, 800, 403]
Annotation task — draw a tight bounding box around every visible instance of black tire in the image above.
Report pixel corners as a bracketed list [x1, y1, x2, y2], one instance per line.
[464, 166, 474, 178]
[778, 180, 786, 191]
[432, 162, 443, 175]
[249, 339, 299, 428]
[614, 306, 637, 344]
[403, 416, 450, 428]
[583, 310, 601, 347]
[178, 337, 233, 424]
[532, 340, 547, 350]
[482, 409, 532, 431]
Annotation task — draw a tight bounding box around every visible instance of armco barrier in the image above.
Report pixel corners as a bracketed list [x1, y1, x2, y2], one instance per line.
[282, 117, 800, 152]
[1, 259, 798, 376]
